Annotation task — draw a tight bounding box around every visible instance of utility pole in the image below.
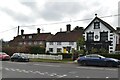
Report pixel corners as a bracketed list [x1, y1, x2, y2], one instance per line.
[17, 26, 20, 36]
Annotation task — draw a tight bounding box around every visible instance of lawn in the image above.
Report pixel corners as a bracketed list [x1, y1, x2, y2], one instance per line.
[29, 58, 75, 63]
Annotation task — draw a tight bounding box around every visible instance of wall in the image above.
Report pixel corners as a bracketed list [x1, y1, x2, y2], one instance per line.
[46, 42, 77, 53]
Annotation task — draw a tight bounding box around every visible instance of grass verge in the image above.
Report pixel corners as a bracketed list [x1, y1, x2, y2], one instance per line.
[29, 58, 75, 63]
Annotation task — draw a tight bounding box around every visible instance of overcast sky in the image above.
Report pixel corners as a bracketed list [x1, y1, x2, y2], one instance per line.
[0, 0, 119, 41]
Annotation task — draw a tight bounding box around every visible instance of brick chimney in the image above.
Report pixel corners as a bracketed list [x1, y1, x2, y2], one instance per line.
[21, 29, 24, 35]
[66, 24, 71, 32]
[37, 28, 41, 34]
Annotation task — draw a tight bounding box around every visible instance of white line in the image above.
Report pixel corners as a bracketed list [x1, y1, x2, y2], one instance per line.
[10, 68, 16, 71]
[76, 67, 117, 71]
[75, 76, 79, 78]
[7, 62, 27, 65]
[5, 68, 10, 71]
[34, 64, 60, 67]
[34, 64, 40, 65]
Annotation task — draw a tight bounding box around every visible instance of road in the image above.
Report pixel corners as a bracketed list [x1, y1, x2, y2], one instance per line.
[1, 61, 119, 79]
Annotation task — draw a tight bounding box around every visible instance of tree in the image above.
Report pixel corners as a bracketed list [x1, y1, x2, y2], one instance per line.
[99, 48, 108, 54]
[91, 48, 98, 54]
[77, 36, 85, 50]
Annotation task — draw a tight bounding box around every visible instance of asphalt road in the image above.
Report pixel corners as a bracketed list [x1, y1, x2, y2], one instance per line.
[1, 61, 119, 79]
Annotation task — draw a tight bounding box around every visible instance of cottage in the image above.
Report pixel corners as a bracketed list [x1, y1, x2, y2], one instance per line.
[9, 28, 53, 47]
[46, 24, 83, 54]
[83, 14, 119, 53]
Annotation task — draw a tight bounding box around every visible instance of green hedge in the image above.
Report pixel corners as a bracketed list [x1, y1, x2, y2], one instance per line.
[29, 46, 45, 54]
[99, 54, 120, 60]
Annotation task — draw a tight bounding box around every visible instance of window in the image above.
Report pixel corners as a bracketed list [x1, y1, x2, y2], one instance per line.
[57, 42, 61, 45]
[28, 42, 32, 45]
[110, 34, 113, 36]
[110, 31, 113, 33]
[49, 48, 53, 52]
[87, 33, 94, 41]
[100, 32, 108, 41]
[24, 42, 26, 45]
[110, 38, 113, 39]
[110, 51, 113, 53]
[69, 42, 74, 45]
[94, 22, 100, 29]
[34, 41, 37, 45]
[22, 36, 25, 39]
[29, 36, 32, 39]
[39, 42, 43, 45]
[57, 48, 61, 53]
[49, 42, 53, 45]
[19, 42, 23, 45]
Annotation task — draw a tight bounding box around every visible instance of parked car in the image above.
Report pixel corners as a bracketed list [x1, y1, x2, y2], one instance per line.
[11, 53, 29, 62]
[0, 52, 10, 61]
[77, 54, 120, 67]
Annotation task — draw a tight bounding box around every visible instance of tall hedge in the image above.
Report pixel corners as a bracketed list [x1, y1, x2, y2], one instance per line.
[29, 46, 45, 54]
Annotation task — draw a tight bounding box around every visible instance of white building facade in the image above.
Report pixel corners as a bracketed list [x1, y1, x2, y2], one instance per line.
[83, 15, 119, 53]
[46, 24, 83, 54]
[46, 42, 77, 53]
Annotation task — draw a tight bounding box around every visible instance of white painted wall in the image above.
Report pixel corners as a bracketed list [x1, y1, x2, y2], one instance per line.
[84, 19, 118, 53]
[46, 42, 77, 53]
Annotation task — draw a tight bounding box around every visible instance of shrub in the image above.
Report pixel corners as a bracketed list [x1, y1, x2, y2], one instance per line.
[100, 54, 120, 60]
[29, 46, 45, 54]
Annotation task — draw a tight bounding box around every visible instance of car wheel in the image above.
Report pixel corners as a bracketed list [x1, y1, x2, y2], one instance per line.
[80, 61, 87, 66]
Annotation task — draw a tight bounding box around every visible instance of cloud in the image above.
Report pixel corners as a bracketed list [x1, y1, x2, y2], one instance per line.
[0, 7, 36, 24]
[40, 1, 86, 21]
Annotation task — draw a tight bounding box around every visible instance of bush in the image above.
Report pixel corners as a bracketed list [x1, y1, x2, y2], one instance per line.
[100, 54, 120, 60]
[29, 46, 45, 54]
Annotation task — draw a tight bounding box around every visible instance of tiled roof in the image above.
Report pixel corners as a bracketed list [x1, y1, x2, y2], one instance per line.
[47, 31, 83, 42]
[84, 17, 116, 32]
[11, 33, 53, 42]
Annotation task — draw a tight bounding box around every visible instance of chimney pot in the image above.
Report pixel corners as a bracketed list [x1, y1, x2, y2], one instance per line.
[66, 24, 71, 32]
[21, 29, 24, 35]
[37, 28, 41, 33]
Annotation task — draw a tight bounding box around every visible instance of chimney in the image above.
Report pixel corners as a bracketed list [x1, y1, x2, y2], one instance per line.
[37, 28, 41, 33]
[66, 24, 71, 32]
[116, 27, 120, 34]
[60, 28, 62, 32]
[21, 29, 24, 35]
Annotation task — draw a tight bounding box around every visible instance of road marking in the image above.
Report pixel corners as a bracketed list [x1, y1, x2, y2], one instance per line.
[5, 68, 10, 71]
[4, 67, 67, 78]
[34, 64, 40, 65]
[10, 68, 16, 71]
[76, 66, 117, 71]
[22, 70, 29, 73]
[57, 74, 67, 78]
[7, 62, 28, 65]
[33, 64, 60, 67]
[69, 71, 77, 74]
[106, 77, 109, 78]
[75, 76, 79, 78]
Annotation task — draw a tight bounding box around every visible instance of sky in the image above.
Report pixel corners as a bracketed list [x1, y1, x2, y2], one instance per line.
[0, 0, 120, 41]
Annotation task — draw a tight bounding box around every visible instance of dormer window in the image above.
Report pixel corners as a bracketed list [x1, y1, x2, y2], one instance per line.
[94, 22, 100, 29]
[29, 36, 32, 39]
[22, 36, 25, 39]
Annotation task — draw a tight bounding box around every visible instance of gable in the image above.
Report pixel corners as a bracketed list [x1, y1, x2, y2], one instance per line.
[84, 17, 116, 32]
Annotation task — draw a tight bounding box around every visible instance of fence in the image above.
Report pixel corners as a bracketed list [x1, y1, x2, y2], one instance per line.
[24, 54, 63, 60]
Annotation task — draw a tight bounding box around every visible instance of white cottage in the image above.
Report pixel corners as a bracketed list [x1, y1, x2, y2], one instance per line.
[46, 24, 83, 54]
[83, 14, 119, 53]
